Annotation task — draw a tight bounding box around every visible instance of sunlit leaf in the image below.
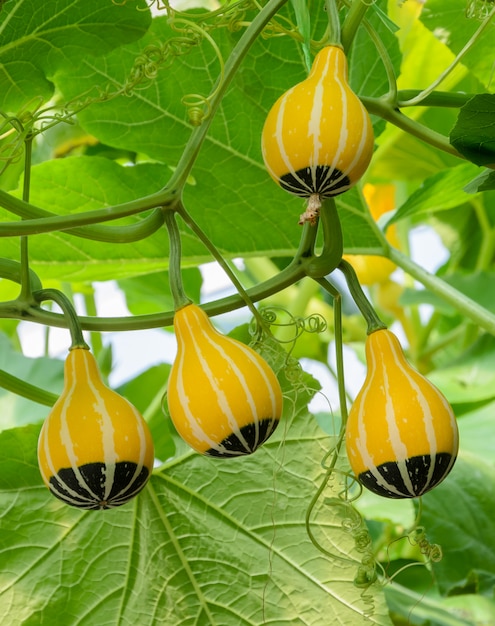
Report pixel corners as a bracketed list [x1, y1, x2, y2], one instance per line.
[0, 381, 393, 625]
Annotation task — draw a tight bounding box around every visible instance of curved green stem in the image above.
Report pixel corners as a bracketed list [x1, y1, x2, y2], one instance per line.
[19, 134, 34, 301]
[6, 221, 318, 332]
[325, 0, 341, 46]
[362, 96, 463, 159]
[175, 204, 267, 326]
[302, 197, 343, 278]
[164, 210, 193, 311]
[397, 90, 473, 109]
[341, 0, 371, 52]
[389, 247, 495, 336]
[0, 259, 43, 291]
[304, 278, 354, 564]
[0, 368, 58, 406]
[357, 9, 398, 104]
[0, 189, 173, 238]
[317, 277, 349, 427]
[338, 259, 386, 334]
[33, 289, 89, 350]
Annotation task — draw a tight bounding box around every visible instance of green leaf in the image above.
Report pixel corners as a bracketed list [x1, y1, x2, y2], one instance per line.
[389, 162, 481, 225]
[450, 95, 495, 166]
[118, 269, 203, 315]
[117, 363, 175, 464]
[464, 168, 495, 193]
[457, 400, 495, 465]
[0, 0, 151, 112]
[0, 423, 43, 487]
[0, 333, 63, 431]
[0, 383, 393, 625]
[428, 334, 495, 405]
[420, 0, 495, 89]
[420, 454, 495, 596]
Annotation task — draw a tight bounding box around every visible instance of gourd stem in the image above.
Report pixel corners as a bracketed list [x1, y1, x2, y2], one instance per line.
[33, 288, 89, 350]
[19, 134, 34, 302]
[0, 368, 57, 406]
[175, 204, 267, 328]
[341, 0, 371, 52]
[338, 259, 386, 334]
[163, 210, 193, 312]
[315, 276, 349, 428]
[325, 0, 341, 46]
[303, 197, 343, 278]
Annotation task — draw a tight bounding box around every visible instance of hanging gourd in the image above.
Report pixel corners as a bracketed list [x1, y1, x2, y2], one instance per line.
[38, 347, 154, 510]
[345, 329, 458, 499]
[261, 45, 374, 223]
[167, 303, 283, 457]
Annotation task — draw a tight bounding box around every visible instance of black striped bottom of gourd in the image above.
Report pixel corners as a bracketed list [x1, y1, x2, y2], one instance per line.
[358, 452, 456, 499]
[279, 165, 351, 198]
[205, 417, 279, 458]
[48, 461, 150, 510]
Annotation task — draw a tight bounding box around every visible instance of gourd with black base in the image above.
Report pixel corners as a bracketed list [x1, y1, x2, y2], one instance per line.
[167, 303, 283, 457]
[38, 346, 154, 510]
[261, 45, 374, 223]
[345, 328, 458, 499]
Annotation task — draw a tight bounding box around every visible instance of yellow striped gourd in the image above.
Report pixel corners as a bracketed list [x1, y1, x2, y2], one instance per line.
[38, 347, 154, 509]
[261, 45, 374, 202]
[345, 329, 458, 498]
[167, 304, 283, 457]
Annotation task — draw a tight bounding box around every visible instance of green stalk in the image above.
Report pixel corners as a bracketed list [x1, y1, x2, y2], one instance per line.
[304, 278, 354, 564]
[19, 134, 33, 301]
[33, 289, 89, 350]
[83, 288, 104, 357]
[362, 96, 463, 159]
[0, 368, 57, 406]
[389, 247, 495, 336]
[6, 219, 319, 332]
[0, 191, 173, 238]
[163, 210, 193, 311]
[397, 90, 473, 109]
[302, 197, 343, 278]
[338, 259, 386, 334]
[341, 0, 371, 52]
[324, 0, 341, 46]
[175, 204, 268, 327]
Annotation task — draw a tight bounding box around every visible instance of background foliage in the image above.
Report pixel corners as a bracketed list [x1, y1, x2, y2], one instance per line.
[1, 0, 495, 624]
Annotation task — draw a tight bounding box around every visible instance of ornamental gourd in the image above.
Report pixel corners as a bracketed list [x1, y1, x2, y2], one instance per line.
[38, 347, 154, 510]
[261, 45, 374, 204]
[346, 329, 458, 499]
[167, 303, 283, 457]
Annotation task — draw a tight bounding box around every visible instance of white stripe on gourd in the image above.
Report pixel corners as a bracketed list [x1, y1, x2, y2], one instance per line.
[345, 329, 458, 499]
[167, 304, 283, 457]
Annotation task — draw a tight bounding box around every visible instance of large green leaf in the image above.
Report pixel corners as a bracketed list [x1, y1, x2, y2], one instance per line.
[420, 454, 495, 597]
[0, 333, 63, 431]
[0, 0, 151, 112]
[450, 94, 495, 166]
[0, 392, 393, 625]
[389, 162, 481, 225]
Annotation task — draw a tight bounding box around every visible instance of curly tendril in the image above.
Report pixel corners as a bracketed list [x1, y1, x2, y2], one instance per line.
[466, 0, 495, 19]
